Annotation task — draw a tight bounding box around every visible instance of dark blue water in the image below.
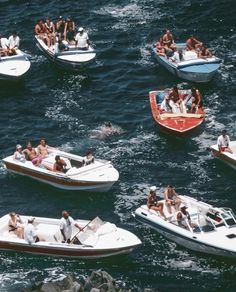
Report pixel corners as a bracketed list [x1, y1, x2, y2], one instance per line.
[0, 0, 236, 291]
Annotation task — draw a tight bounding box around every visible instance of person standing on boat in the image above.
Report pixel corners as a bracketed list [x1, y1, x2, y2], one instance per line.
[60, 210, 83, 243]
[55, 16, 65, 41]
[147, 186, 167, 220]
[164, 185, 182, 214]
[8, 31, 20, 55]
[217, 130, 233, 154]
[24, 217, 40, 244]
[75, 27, 90, 50]
[64, 17, 75, 44]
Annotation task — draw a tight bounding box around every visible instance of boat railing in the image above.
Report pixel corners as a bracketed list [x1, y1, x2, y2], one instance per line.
[218, 208, 236, 228]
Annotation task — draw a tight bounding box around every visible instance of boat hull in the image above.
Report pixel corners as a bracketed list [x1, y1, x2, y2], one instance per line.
[35, 36, 96, 71]
[210, 143, 236, 171]
[149, 90, 205, 136]
[152, 45, 221, 83]
[135, 214, 236, 258]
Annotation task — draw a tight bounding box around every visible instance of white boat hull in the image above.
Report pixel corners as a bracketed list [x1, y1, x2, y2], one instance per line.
[210, 141, 236, 171]
[0, 50, 31, 80]
[134, 195, 236, 258]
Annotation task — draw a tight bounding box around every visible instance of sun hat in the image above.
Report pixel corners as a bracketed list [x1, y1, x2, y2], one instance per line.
[150, 186, 157, 192]
[16, 144, 22, 149]
[180, 203, 188, 209]
[78, 27, 84, 32]
[28, 216, 35, 222]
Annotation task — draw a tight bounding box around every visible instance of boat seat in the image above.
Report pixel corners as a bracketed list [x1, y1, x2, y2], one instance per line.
[35, 223, 60, 242]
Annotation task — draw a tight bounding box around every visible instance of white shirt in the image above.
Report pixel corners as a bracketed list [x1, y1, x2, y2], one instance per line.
[60, 216, 75, 240]
[171, 51, 180, 63]
[75, 32, 88, 48]
[217, 134, 230, 148]
[24, 223, 36, 244]
[0, 38, 9, 49]
[8, 35, 20, 49]
[160, 99, 172, 112]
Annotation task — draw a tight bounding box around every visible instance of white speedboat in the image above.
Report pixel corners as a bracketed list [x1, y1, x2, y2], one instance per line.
[152, 43, 221, 83]
[0, 215, 141, 258]
[133, 195, 236, 258]
[210, 141, 236, 170]
[3, 147, 119, 192]
[35, 36, 96, 70]
[0, 49, 31, 80]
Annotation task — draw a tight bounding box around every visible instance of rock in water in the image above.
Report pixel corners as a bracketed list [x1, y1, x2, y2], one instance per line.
[84, 270, 116, 291]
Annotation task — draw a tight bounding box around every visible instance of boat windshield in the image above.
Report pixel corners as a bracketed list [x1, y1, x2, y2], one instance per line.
[219, 208, 236, 227]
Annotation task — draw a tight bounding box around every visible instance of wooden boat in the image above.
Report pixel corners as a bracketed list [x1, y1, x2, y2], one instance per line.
[0, 49, 31, 80]
[152, 43, 221, 83]
[210, 141, 236, 170]
[149, 89, 205, 136]
[3, 147, 119, 192]
[0, 215, 141, 258]
[133, 195, 236, 258]
[35, 36, 96, 71]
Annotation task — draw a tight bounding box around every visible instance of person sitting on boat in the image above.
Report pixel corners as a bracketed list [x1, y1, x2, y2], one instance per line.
[147, 186, 167, 220]
[75, 27, 90, 50]
[217, 130, 233, 154]
[35, 19, 50, 47]
[0, 34, 10, 56]
[53, 155, 67, 173]
[186, 35, 203, 51]
[24, 217, 40, 244]
[60, 210, 83, 243]
[23, 141, 43, 167]
[170, 48, 184, 63]
[168, 86, 187, 114]
[160, 95, 172, 112]
[55, 16, 65, 41]
[188, 87, 203, 113]
[13, 144, 26, 162]
[164, 185, 182, 214]
[44, 17, 56, 47]
[8, 31, 20, 55]
[83, 149, 95, 166]
[64, 17, 76, 44]
[177, 204, 196, 230]
[8, 211, 24, 239]
[37, 138, 50, 158]
[198, 46, 212, 59]
[162, 30, 176, 55]
[155, 38, 166, 57]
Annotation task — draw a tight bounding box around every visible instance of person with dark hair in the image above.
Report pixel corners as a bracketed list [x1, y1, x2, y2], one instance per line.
[55, 16, 65, 40]
[8, 31, 20, 55]
[37, 138, 50, 158]
[35, 19, 50, 47]
[198, 46, 212, 59]
[168, 86, 187, 114]
[83, 149, 94, 166]
[177, 204, 195, 230]
[217, 130, 233, 154]
[190, 87, 203, 113]
[8, 212, 24, 239]
[162, 29, 176, 53]
[64, 17, 75, 44]
[23, 141, 43, 166]
[44, 17, 56, 46]
[60, 210, 83, 243]
[53, 155, 67, 172]
[147, 186, 167, 220]
[164, 185, 182, 214]
[186, 35, 203, 51]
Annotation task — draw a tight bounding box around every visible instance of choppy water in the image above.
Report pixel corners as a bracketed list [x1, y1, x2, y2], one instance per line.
[0, 0, 236, 291]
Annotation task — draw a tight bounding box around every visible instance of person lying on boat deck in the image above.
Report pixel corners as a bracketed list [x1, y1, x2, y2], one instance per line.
[35, 19, 50, 47]
[64, 17, 75, 44]
[13, 144, 26, 162]
[177, 204, 195, 229]
[44, 17, 56, 47]
[55, 16, 65, 41]
[53, 155, 67, 173]
[0, 34, 10, 56]
[24, 217, 40, 244]
[170, 48, 184, 63]
[164, 185, 182, 214]
[162, 29, 176, 54]
[37, 138, 50, 158]
[8, 31, 20, 55]
[217, 130, 233, 154]
[155, 39, 166, 57]
[186, 35, 203, 51]
[60, 210, 83, 243]
[83, 149, 95, 166]
[160, 95, 172, 112]
[147, 186, 167, 220]
[23, 141, 43, 166]
[168, 86, 187, 114]
[198, 46, 212, 59]
[8, 212, 24, 239]
[75, 27, 90, 50]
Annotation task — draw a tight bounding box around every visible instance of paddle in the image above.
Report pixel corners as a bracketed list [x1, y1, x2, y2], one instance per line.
[69, 218, 94, 244]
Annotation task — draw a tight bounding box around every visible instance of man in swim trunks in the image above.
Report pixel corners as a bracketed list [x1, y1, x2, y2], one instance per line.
[35, 19, 50, 47]
[162, 30, 176, 53]
[186, 35, 203, 51]
[37, 138, 50, 158]
[23, 141, 43, 166]
[217, 130, 233, 154]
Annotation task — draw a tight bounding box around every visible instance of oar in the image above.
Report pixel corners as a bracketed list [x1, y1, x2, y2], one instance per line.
[70, 218, 95, 244]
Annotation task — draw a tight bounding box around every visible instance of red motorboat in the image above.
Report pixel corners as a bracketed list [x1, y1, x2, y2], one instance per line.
[149, 89, 205, 136]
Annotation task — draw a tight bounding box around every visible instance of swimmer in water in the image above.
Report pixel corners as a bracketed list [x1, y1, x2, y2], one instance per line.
[90, 122, 123, 139]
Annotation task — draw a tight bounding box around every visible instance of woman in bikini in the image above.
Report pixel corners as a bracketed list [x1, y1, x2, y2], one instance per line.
[8, 212, 24, 239]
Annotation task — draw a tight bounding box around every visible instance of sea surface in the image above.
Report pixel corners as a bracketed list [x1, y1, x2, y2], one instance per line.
[0, 0, 236, 291]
